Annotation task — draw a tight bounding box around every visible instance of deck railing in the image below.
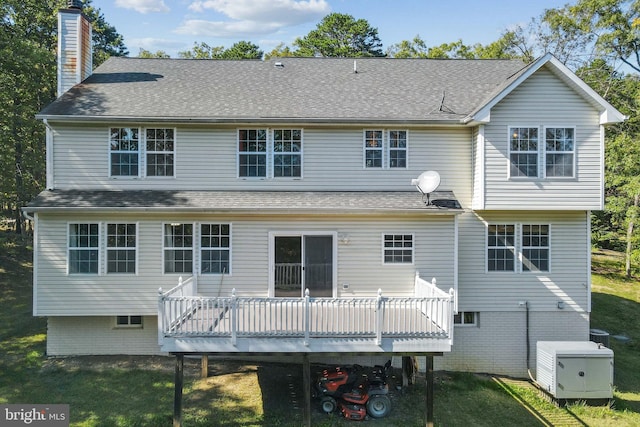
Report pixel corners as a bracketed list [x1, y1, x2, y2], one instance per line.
[157, 276, 197, 344]
[159, 274, 455, 347]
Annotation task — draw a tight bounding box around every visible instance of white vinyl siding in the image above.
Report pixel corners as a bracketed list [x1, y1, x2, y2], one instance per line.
[49, 126, 472, 205]
[458, 211, 589, 312]
[481, 67, 603, 209]
[33, 214, 457, 316]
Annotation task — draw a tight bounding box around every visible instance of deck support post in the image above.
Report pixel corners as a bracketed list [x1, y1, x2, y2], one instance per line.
[201, 354, 208, 378]
[303, 354, 311, 427]
[425, 354, 434, 427]
[174, 354, 184, 427]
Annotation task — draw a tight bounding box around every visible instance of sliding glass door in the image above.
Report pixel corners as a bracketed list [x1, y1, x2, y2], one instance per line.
[273, 233, 334, 297]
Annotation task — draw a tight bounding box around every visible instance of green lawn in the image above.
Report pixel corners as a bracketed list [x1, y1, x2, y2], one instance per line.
[1, 229, 638, 426]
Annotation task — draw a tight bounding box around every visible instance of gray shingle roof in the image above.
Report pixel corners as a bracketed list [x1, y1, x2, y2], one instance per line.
[24, 190, 462, 214]
[39, 57, 527, 123]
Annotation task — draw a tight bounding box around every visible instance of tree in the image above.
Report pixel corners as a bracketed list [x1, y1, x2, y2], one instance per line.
[386, 33, 530, 60]
[138, 48, 170, 58]
[178, 41, 262, 59]
[0, 0, 126, 233]
[293, 13, 384, 57]
[264, 43, 295, 60]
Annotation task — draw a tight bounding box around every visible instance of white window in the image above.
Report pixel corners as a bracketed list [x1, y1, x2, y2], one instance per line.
[238, 129, 267, 177]
[110, 128, 140, 177]
[487, 224, 516, 272]
[454, 312, 478, 326]
[509, 127, 538, 178]
[388, 130, 407, 168]
[545, 127, 574, 177]
[106, 223, 137, 274]
[521, 225, 550, 272]
[146, 128, 175, 177]
[110, 127, 175, 178]
[509, 126, 576, 179]
[364, 130, 409, 169]
[364, 130, 383, 168]
[163, 223, 193, 274]
[487, 223, 550, 273]
[383, 234, 414, 264]
[116, 315, 143, 328]
[201, 224, 231, 274]
[68, 223, 100, 274]
[273, 129, 302, 178]
[238, 129, 303, 178]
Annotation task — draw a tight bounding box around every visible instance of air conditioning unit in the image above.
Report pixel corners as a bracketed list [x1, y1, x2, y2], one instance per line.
[536, 341, 613, 400]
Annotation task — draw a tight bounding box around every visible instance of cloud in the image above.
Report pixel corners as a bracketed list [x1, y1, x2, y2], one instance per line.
[115, 0, 170, 14]
[189, 0, 329, 25]
[129, 37, 186, 50]
[174, 19, 281, 38]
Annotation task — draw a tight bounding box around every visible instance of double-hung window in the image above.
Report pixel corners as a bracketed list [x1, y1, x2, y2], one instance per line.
[521, 225, 550, 272]
[273, 129, 302, 178]
[68, 223, 99, 274]
[238, 129, 267, 177]
[509, 126, 575, 178]
[545, 127, 574, 177]
[364, 130, 383, 168]
[110, 127, 175, 178]
[487, 224, 550, 272]
[110, 128, 140, 177]
[106, 223, 137, 274]
[388, 130, 407, 168]
[200, 224, 231, 274]
[237, 129, 303, 178]
[383, 234, 414, 264]
[364, 130, 408, 168]
[146, 128, 175, 177]
[487, 224, 516, 272]
[164, 223, 193, 274]
[509, 127, 538, 178]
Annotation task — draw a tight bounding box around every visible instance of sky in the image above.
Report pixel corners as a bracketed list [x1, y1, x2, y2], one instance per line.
[96, 0, 572, 58]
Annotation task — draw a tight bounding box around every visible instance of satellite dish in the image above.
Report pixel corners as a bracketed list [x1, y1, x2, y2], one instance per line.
[411, 171, 441, 205]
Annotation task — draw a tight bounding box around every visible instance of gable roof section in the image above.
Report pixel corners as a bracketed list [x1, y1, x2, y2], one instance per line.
[468, 53, 626, 125]
[37, 57, 527, 124]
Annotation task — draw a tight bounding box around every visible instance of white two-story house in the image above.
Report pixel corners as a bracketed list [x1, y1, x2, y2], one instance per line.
[25, 4, 624, 379]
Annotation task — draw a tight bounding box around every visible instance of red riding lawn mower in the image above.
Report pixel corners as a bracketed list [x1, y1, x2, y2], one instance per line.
[312, 360, 392, 421]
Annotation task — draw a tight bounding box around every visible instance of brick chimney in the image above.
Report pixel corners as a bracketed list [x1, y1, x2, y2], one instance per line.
[57, 0, 92, 97]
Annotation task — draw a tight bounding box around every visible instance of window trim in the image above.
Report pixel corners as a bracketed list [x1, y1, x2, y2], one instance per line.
[236, 128, 304, 179]
[507, 126, 539, 179]
[508, 125, 577, 180]
[145, 127, 177, 179]
[106, 222, 138, 275]
[109, 127, 141, 179]
[200, 223, 232, 275]
[454, 311, 478, 327]
[115, 315, 143, 329]
[486, 223, 551, 273]
[109, 127, 176, 179]
[162, 222, 195, 275]
[486, 224, 516, 273]
[363, 129, 409, 169]
[387, 130, 408, 169]
[520, 224, 551, 273]
[382, 233, 415, 265]
[543, 126, 575, 179]
[67, 222, 101, 275]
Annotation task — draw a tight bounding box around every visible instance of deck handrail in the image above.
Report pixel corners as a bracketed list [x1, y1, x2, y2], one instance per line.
[414, 272, 455, 345]
[158, 287, 455, 346]
[157, 276, 197, 344]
